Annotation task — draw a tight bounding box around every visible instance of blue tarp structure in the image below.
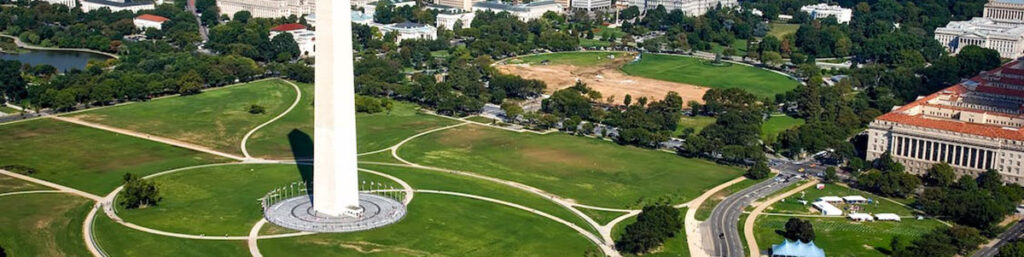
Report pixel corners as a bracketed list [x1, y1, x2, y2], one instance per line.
[771, 240, 826, 257]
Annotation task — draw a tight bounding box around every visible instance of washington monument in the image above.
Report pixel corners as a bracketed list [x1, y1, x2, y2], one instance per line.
[312, 0, 362, 217]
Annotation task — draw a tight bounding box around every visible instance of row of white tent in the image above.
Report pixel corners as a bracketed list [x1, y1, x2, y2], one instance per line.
[848, 213, 901, 222]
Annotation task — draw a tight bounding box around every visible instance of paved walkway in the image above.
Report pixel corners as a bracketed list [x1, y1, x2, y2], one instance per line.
[51, 116, 247, 161]
[744, 180, 818, 257]
[0, 169, 102, 201]
[0, 190, 61, 197]
[240, 80, 302, 159]
[0, 34, 119, 59]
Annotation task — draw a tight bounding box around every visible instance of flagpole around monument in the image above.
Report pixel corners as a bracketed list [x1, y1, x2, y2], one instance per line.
[312, 0, 363, 217]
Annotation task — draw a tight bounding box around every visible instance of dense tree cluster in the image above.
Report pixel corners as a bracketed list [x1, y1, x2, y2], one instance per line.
[458, 11, 579, 57]
[783, 218, 815, 243]
[624, 6, 766, 53]
[854, 153, 920, 198]
[0, 2, 201, 51]
[615, 204, 682, 254]
[119, 173, 162, 209]
[891, 225, 985, 257]
[746, 159, 771, 179]
[355, 95, 394, 114]
[371, 1, 437, 25]
[918, 169, 1024, 231]
[680, 88, 764, 164]
[998, 241, 1024, 257]
[207, 15, 303, 62]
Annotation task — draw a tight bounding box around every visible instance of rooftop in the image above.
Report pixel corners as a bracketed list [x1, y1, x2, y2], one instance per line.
[82, 0, 154, 7]
[875, 60, 1024, 141]
[271, 23, 308, 32]
[936, 17, 1024, 38]
[135, 14, 169, 23]
[771, 240, 826, 257]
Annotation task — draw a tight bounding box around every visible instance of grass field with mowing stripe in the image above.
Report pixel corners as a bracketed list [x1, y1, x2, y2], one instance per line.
[621, 54, 798, 99]
[0, 119, 227, 195]
[511, 51, 627, 66]
[259, 194, 598, 256]
[93, 213, 249, 257]
[0, 193, 92, 257]
[69, 79, 297, 155]
[398, 124, 743, 208]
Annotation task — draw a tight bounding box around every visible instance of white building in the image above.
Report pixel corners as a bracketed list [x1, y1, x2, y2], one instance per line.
[357, 0, 416, 17]
[842, 195, 868, 204]
[571, 0, 611, 11]
[133, 14, 169, 30]
[816, 196, 843, 203]
[41, 0, 77, 7]
[270, 23, 316, 57]
[81, 0, 157, 12]
[622, 0, 736, 17]
[848, 213, 874, 221]
[472, 1, 564, 21]
[436, 0, 485, 10]
[218, 0, 315, 19]
[867, 60, 1024, 184]
[935, 17, 1024, 59]
[799, 3, 853, 24]
[812, 201, 843, 216]
[875, 213, 902, 222]
[436, 12, 475, 29]
[379, 22, 438, 43]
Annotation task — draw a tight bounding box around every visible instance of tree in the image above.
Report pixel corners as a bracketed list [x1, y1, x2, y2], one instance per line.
[783, 218, 815, 243]
[615, 204, 682, 254]
[977, 169, 1004, 190]
[501, 102, 524, 121]
[957, 45, 1001, 78]
[998, 241, 1024, 257]
[0, 60, 27, 104]
[924, 163, 956, 187]
[824, 167, 838, 183]
[119, 173, 162, 209]
[177, 70, 204, 95]
[232, 11, 252, 23]
[746, 159, 771, 179]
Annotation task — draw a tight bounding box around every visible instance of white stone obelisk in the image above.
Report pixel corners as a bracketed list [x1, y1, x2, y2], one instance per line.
[313, 0, 363, 217]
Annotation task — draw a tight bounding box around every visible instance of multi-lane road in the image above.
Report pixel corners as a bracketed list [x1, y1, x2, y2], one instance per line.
[704, 159, 827, 256]
[973, 221, 1024, 257]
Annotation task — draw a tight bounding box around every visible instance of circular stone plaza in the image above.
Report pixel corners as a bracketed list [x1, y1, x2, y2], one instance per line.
[264, 193, 406, 233]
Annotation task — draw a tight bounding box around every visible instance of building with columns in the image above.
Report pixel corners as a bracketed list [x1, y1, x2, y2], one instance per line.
[935, 0, 1024, 59]
[41, 0, 77, 7]
[934, 17, 1024, 59]
[867, 60, 1024, 184]
[218, 0, 315, 19]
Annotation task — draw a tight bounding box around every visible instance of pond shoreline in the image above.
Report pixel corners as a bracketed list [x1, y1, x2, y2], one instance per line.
[0, 34, 119, 59]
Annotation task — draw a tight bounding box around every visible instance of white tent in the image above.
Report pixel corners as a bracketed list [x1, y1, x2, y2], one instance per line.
[843, 195, 868, 204]
[813, 201, 843, 216]
[875, 213, 901, 221]
[848, 213, 873, 221]
[817, 196, 843, 203]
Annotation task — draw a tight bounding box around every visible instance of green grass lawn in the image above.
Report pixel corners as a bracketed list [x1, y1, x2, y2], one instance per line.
[511, 51, 628, 66]
[765, 184, 918, 216]
[696, 178, 762, 221]
[576, 207, 629, 226]
[0, 106, 20, 114]
[245, 85, 459, 159]
[675, 115, 717, 136]
[93, 213, 249, 257]
[712, 39, 750, 56]
[69, 79, 298, 155]
[0, 119, 227, 195]
[621, 54, 798, 99]
[358, 150, 402, 163]
[116, 164, 398, 236]
[754, 216, 945, 257]
[0, 193, 92, 257]
[0, 174, 46, 193]
[259, 194, 598, 256]
[465, 116, 498, 124]
[762, 115, 805, 143]
[360, 163, 598, 236]
[612, 209, 689, 257]
[581, 38, 612, 48]
[398, 124, 743, 208]
[767, 23, 800, 39]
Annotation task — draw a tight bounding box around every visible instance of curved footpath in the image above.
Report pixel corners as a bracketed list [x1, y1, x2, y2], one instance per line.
[240, 80, 302, 159]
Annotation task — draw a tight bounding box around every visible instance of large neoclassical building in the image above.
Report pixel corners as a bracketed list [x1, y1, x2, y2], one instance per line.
[867, 60, 1024, 184]
[935, 0, 1024, 59]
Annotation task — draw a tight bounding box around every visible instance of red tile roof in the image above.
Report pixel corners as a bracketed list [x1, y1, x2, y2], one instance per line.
[271, 23, 308, 32]
[135, 14, 169, 23]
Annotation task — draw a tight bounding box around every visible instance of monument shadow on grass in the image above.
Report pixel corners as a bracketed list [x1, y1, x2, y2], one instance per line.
[288, 129, 314, 200]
